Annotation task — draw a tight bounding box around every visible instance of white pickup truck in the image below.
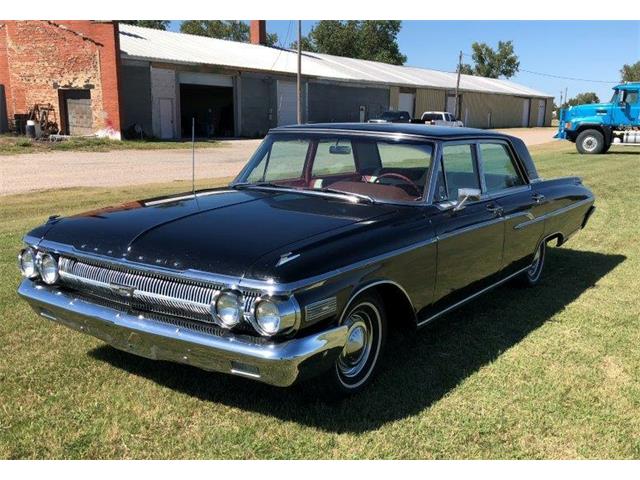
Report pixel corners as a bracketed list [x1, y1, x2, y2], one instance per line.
[421, 111, 464, 127]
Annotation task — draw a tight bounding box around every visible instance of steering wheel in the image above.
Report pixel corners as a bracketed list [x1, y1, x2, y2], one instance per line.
[373, 172, 422, 197]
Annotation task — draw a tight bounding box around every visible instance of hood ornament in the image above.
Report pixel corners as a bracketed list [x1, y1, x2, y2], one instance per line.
[276, 252, 300, 267]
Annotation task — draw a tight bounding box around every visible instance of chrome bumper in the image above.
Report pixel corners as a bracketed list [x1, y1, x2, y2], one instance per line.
[18, 279, 348, 387]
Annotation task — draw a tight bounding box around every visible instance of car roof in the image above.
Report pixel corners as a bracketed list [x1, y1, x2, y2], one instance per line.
[271, 122, 509, 140]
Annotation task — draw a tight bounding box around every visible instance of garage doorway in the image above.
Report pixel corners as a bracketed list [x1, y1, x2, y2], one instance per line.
[277, 80, 297, 126]
[536, 99, 546, 127]
[522, 99, 531, 127]
[398, 93, 415, 118]
[179, 84, 234, 138]
[59, 89, 92, 135]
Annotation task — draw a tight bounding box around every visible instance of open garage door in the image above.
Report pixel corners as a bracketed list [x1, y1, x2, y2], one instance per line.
[179, 83, 234, 138]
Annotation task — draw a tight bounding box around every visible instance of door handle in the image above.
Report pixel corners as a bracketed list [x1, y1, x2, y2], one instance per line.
[532, 193, 546, 204]
[486, 204, 504, 216]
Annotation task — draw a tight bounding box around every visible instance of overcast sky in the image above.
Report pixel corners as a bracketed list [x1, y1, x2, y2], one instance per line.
[169, 20, 640, 104]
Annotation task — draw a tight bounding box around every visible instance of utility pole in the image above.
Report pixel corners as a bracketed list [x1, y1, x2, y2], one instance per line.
[296, 20, 302, 124]
[559, 90, 563, 106]
[564, 87, 568, 105]
[454, 50, 463, 119]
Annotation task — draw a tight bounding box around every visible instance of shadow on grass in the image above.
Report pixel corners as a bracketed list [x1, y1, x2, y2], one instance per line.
[89, 247, 624, 433]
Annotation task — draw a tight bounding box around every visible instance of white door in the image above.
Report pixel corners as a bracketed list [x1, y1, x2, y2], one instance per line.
[159, 98, 174, 139]
[522, 99, 531, 127]
[277, 80, 297, 126]
[536, 99, 546, 127]
[398, 93, 415, 118]
[445, 95, 457, 115]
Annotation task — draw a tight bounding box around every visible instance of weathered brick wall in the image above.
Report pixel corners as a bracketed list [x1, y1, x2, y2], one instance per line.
[0, 20, 122, 136]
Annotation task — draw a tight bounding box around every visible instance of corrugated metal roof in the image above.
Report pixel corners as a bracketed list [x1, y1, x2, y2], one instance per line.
[119, 24, 553, 98]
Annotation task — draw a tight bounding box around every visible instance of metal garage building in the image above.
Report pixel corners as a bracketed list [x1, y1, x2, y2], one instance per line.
[0, 21, 553, 140]
[118, 22, 553, 139]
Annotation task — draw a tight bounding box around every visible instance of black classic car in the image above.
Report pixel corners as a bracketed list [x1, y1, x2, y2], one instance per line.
[18, 123, 596, 396]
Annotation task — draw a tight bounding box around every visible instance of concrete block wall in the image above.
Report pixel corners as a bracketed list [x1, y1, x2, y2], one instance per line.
[308, 82, 389, 123]
[0, 20, 122, 137]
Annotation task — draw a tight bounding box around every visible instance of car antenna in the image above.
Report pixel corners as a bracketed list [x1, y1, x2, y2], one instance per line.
[191, 117, 196, 197]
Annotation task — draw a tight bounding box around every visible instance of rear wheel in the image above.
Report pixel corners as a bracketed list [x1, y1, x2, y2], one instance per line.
[316, 291, 386, 398]
[517, 241, 546, 287]
[576, 129, 605, 154]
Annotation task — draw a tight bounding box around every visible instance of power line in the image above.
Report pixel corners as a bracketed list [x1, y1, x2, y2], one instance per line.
[268, 20, 293, 71]
[460, 52, 618, 84]
[519, 69, 618, 84]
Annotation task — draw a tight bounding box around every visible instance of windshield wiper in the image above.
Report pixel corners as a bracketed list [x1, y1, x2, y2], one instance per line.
[302, 187, 376, 204]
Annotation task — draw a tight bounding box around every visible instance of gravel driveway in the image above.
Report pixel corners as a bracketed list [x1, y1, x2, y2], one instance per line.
[1, 128, 557, 196]
[1, 139, 262, 196]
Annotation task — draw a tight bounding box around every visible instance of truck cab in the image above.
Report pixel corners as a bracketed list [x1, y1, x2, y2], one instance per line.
[556, 82, 640, 154]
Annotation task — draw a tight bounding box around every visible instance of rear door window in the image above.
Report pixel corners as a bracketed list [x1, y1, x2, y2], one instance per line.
[435, 144, 480, 202]
[479, 143, 525, 193]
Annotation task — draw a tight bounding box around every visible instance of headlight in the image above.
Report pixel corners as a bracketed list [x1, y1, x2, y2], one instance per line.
[213, 291, 242, 328]
[253, 297, 299, 336]
[255, 300, 281, 335]
[38, 253, 59, 285]
[18, 248, 38, 278]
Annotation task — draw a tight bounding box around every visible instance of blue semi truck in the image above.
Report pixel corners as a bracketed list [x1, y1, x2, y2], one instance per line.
[555, 82, 640, 154]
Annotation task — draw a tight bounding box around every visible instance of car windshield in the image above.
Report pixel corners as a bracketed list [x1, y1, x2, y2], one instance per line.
[233, 133, 434, 204]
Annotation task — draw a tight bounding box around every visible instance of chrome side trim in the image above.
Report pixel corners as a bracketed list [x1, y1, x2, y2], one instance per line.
[437, 217, 504, 242]
[514, 198, 593, 231]
[19, 279, 348, 387]
[416, 266, 530, 327]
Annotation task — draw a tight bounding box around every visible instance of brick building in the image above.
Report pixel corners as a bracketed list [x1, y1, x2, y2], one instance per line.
[0, 20, 122, 138]
[0, 20, 553, 140]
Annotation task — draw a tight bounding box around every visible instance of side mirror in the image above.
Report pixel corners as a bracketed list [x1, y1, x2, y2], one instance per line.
[453, 188, 482, 212]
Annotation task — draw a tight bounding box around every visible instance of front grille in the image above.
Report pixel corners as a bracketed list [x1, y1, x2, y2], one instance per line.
[58, 256, 259, 325]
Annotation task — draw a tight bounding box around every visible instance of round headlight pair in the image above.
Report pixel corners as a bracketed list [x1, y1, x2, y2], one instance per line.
[18, 248, 59, 284]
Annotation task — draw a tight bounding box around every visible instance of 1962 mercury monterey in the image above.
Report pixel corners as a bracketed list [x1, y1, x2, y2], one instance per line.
[18, 124, 595, 395]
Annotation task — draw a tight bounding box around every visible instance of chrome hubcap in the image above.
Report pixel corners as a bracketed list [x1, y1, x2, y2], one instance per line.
[337, 309, 374, 378]
[528, 245, 543, 278]
[583, 137, 597, 152]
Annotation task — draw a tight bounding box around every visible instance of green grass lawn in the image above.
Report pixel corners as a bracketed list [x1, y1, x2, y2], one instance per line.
[0, 135, 220, 155]
[0, 143, 638, 459]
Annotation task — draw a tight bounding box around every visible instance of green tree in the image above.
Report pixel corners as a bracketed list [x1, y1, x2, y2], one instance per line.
[180, 20, 278, 46]
[620, 61, 640, 82]
[561, 92, 600, 109]
[457, 41, 520, 79]
[292, 21, 406, 65]
[119, 20, 170, 30]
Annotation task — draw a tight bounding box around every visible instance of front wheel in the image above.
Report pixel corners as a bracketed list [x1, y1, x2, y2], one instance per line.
[316, 291, 387, 398]
[576, 129, 606, 154]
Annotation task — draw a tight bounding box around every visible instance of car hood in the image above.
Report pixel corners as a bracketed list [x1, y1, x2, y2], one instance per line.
[566, 103, 611, 117]
[33, 188, 396, 278]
